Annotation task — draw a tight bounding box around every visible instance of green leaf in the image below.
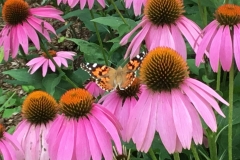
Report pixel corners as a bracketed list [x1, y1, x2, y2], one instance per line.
[2, 108, 16, 118]
[3, 69, 43, 88]
[0, 47, 3, 63]
[42, 73, 62, 95]
[67, 38, 105, 64]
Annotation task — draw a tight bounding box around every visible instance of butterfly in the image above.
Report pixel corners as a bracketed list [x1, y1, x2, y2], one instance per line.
[80, 52, 145, 92]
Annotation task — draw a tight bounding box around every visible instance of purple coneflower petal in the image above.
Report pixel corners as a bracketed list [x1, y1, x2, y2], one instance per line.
[186, 81, 225, 117]
[53, 57, 62, 67]
[171, 24, 186, 59]
[196, 21, 218, 66]
[10, 27, 20, 58]
[209, 26, 223, 72]
[27, 17, 51, 41]
[17, 24, 29, 54]
[57, 119, 75, 160]
[57, 51, 75, 60]
[172, 89, 192, 149]
[160, 25, 175, 49]
[181, 84, 217, 131]
[29, 58, 46, 74]
[220, 26, 232, 71]
[91, 106, 122, 154]
[80, 0, 87, 9]
[84, 119, 102, 160]
[132, 93, 153, 151]
[141, 93, 158, 152]
[22, 22, 40, 50]
[49, 60, 56, 72]
[181, 94, 203, 144]
[88, 0, 94, 9]
[186, 78, 229, 106]
[59, 57, 68, 67]
[89, 115, 112, 160]
[0, 141, 11, 160]
[234, 25, 240, 70]
[42, 60, 49, 77]
[76, 118, 91, 160]
[126, 89, 149, 140]
[157, 92, 177, 153]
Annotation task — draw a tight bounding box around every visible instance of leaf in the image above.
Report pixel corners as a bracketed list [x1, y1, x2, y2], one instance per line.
[42, 73, 62, 95]
[0, 47, 3, 63]
[3, 68, 43, 88]
[67, 38, 105, 64]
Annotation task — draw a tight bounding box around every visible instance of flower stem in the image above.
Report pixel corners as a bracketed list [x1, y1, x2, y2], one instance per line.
[228, 64, 234, 160]
[206, 128, 217, 160]
[148, 148, 157, 160]
[19, 46, 28, 62]
[108, 0, 129, 27]
[173, 153, 180, 160]
[216, 65, 221, 91]
[89, 10, 109, 66]
[191, 143, 200, 160]
[39, 39, 78, 88]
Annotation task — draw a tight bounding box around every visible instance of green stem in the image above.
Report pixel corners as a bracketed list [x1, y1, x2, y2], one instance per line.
[19, 46, 28, 62]
[216, 65, 221, 91]
[206, 128, 218, 160]
[173, 153, 180, 160]
[89, 10, 109, 65]
[70, 25, 78, 38]
[191, 143, 200, 160]
[148, 148, 157, 160]
[120, 1, 131, 18]
[228, 64, 234, 160]
[108, 0, 129, 27]
[40, 40, 78, 88]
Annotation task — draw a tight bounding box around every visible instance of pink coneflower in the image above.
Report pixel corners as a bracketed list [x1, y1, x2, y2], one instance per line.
[57, 0, 105, 9]
[26, 50, 76, 77]
[85, 79, 105, 97]
[0, 0, 64, 61]
[124, 0, 146, 16]
[0, 124, 24, 160]
[13, 91, 58, 160]
[120, 0, 201, 59]
[47, 88, 122, 160]
[125, 47, 228, 153]
[196, 4, 240, 71]
[99, 78, 141, 141]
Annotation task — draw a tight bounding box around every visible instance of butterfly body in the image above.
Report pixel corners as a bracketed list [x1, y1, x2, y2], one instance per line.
[81, 52, 145, 92]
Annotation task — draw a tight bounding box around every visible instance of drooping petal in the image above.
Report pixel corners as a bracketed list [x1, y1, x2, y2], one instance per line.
[76, 118, 91, 160]
[219, 25, 232, 71]
[234, 25, 240, 70]
[156, 91, 177, 154]
[209, 26, 223, 72]
[171, 89, 192, 149]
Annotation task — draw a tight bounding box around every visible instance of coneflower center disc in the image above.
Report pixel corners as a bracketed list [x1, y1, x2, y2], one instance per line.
[22, 91, 58, 125]
[140, 47, 189, 92]
[116, 78, 141, 100]
[0, 124, 5, 139]
[2, 0, 30, 25]
[144, 0, 184, 25]
[215, 4, 240, 26]
[59, 88, 93, 119]
[42, 50, 57, 58]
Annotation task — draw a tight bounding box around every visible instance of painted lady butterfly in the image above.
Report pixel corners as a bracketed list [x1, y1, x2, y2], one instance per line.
[80, 52, 145, 92]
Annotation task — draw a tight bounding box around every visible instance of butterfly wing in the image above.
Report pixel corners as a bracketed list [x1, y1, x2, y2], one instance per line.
[119, 52, 145, 89]
[80, 63, 116, 92]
